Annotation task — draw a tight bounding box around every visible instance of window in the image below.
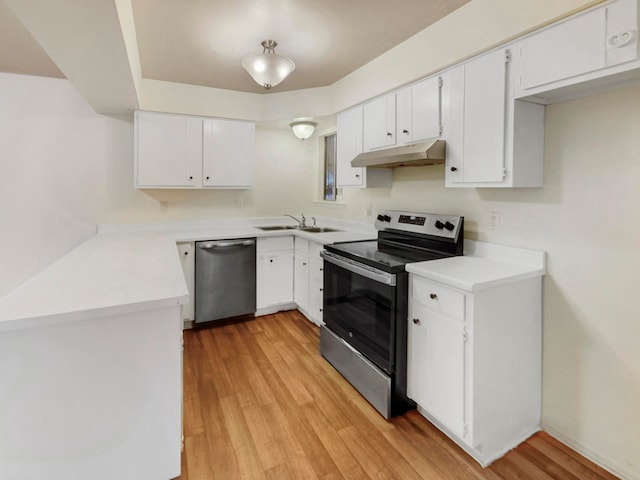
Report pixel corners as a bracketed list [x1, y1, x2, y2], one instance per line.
[323, 133, 339, 201]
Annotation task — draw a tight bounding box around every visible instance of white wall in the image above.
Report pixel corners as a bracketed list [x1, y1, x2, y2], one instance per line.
[0, 73, 121, 295]
[328, 84, 640, 479]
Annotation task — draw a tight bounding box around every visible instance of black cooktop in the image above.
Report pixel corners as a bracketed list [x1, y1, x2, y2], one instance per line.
[325, 239, 451, 273]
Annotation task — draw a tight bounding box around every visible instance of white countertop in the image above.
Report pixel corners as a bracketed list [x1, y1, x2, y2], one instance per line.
[406, 239, 546, 292]
[0, 218, 375, 331]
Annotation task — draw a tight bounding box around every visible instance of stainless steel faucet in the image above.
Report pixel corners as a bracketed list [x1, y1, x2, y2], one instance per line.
[285, 213, 306, 228]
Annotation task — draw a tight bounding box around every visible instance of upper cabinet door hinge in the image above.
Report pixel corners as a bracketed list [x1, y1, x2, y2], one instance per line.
[438, 76, 443, 88]
[502, 168, 507, 179]
[439, 124, 443, 136]
[462, 330, 468, 342]
[505, 50, 511, 63]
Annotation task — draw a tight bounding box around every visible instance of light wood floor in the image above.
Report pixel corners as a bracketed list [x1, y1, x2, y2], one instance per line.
[180, 310, 618, 480]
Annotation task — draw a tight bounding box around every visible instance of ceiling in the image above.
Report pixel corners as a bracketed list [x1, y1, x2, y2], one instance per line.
[0, 0, 470, 94]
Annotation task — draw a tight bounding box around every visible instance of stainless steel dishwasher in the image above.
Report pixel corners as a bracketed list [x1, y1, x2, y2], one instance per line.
[195, 238, 256, 323]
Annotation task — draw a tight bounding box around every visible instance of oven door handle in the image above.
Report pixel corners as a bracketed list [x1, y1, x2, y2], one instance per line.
[320, 251, 397, 286]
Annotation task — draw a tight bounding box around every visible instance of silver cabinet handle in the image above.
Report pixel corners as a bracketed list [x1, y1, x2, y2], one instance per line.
[320, 251, 396, 286]
[198, 239, 255, 249]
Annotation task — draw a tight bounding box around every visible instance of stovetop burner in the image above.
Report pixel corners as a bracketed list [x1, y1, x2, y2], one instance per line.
[324, 210, 464, 273]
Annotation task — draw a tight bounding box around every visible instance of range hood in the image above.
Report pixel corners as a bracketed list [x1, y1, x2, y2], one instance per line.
[351, 139, 445, 168]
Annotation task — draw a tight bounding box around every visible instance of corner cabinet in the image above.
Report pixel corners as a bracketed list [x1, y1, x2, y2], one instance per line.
[407, 273, 542, 466]
[445, 48, 545, 188]
[134, 110, 255, 189]
[336, 106, 392, 188]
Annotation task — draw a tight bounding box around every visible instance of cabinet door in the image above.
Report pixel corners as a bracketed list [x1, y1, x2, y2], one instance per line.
[409, 303, 466, 438]
[336, 107, 365, 187]
[177, 242, 195, 322]
[396, 86, 413, 145]
[410, 76, 441, 142]
[257, 250, 294, 308]
[202, 119, 255, 188]
[294, 252, 309, 312]
[135, 111, 202, 188]
[520, 8, 606, 91]
[363, 94, 396, 150]
[448, 49, 507, 184]
[308, 243, 325, 325]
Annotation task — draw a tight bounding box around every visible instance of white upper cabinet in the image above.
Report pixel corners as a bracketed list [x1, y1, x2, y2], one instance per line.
[363, 93, 397, 150]
[336, 106, 392, 188]
[203, 119, 254, 188]
[397, 76, 442, 144]
[336, 106, 365, 187]
[135, 111, 203, 188]
[135, 110, 255, 189]
[515, 0, 639, 102]
[446, 48, 545, 188]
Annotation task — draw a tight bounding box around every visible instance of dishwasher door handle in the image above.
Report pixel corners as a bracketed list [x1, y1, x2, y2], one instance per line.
[198, 239, 255, 249]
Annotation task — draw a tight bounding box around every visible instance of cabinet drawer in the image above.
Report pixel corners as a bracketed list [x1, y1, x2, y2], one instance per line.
[258, 236, 294, 253]
[412, 276, 465, 320]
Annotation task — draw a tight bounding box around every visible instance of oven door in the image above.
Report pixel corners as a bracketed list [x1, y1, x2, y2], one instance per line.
[321, 251, 396, 374]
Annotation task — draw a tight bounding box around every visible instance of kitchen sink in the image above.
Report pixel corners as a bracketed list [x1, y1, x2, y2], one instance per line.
[257, 225, 342, 233]
[298, 227, 342, 233]
[257, 225, 298, 231]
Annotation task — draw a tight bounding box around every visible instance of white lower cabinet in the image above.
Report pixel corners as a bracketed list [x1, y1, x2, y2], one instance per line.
[294, 238, 324, 325]
[408, 302, 466, 438]
[294, 238, 310, 312]
[256, 236, 294, 310]
[177, 242, 195, 324]
[408, 274, 542, 466]
[307, 242, 325, 325]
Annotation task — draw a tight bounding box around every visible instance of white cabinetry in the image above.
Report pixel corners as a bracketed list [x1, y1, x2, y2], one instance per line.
[396, 75, 442, 144]
[407, 273, 542, 466]
[177, 242, 195, 324]
[307, 242, 325, 326]
[202, 119, 255, 188]
[515, 0, 639, 102]
[135, 111, 203, 188]
[135, 110, 255, 189]
[294, 237, 310, 313]
[256, 236, 294, 311]
[363, 93, 396, 150]
[295, 238, 324, 326]
[446, 48, 544, 188]
[336, 107, 392, 188]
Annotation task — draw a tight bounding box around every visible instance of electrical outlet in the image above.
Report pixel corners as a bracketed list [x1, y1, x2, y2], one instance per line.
[489, 211, 500, 230]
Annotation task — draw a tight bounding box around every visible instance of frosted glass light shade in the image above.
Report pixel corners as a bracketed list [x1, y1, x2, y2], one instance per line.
[290, 121, 317, 140]
[242, 40, 295, 89]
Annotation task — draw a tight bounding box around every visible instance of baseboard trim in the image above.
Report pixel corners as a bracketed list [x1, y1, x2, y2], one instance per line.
[542, 424, 635, 480]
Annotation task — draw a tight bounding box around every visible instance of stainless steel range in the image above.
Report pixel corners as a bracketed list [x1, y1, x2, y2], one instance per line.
[320, 210, 464, 419]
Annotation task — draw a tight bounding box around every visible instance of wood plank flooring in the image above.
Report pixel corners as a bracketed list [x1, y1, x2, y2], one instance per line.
[179, 310, 618, 480]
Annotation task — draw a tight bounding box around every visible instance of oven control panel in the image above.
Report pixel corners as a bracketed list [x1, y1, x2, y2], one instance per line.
[375, 210, 463, 240]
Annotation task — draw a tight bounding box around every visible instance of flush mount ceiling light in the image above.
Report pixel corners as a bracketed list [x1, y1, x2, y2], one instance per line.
[242, 40, 295, 89]
[290, 121, 317, 140]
